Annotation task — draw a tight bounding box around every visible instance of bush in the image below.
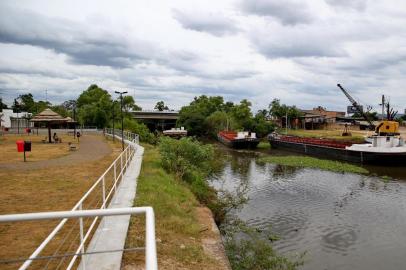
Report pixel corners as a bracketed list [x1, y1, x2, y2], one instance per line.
[118, 118, 156, 144]
[158, 136, 213, 179]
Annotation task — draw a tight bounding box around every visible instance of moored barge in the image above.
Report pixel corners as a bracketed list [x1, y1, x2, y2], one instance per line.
[268, 133, 406, 164]
[218, 131, 260, 149]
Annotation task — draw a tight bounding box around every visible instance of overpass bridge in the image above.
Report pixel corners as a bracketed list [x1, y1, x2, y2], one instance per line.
[131, 110, 179, 131]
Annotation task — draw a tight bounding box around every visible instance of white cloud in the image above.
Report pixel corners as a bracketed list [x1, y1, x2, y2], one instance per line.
[0, 0, 406, 113]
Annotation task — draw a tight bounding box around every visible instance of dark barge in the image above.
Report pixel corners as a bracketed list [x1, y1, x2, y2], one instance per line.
[268, 133, 406, 164]
[218, 131, 260, 149]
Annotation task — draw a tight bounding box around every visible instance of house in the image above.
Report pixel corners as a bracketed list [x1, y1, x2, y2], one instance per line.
[299, 107, 346, 129]
[302, 106, 345, 123]
[0, 109, 33, 129]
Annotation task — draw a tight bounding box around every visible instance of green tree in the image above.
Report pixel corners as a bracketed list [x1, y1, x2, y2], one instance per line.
[252, 111, 275, 138]
[77, 84, 113, 128]
[269, 99, 301, 119]
[0, 98, 8, 110]
[33, 100, 52, 114]
[122, 96, 142, 113]
[154, 101, 169, 111]
[13, 93, 36, 112]
[12, 98, 21, 113]
[205, 111, 236, 138]
[231, 99, 254, 130]
[51, 105, 69, 117]
[177, 95, 226, 136]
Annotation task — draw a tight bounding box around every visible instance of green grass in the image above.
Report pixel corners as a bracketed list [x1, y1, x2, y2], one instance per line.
[258, 155, 369, 174]
[279, 129, 365, 143]
[257, 141, 270, 149]
[123, 144, 219, 269]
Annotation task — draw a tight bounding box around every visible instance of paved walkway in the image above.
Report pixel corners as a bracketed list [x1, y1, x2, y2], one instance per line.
[0, 134, 112, 170]
[79, 137, 144, 270]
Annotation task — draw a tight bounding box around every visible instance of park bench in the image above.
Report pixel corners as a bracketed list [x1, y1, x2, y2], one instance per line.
[68, 142, 77, 151]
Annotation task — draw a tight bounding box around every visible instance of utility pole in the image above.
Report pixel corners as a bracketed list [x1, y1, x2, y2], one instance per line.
[112, 101, 115, 142]
[73, 103, 77, 139]
[379, 95, 385, 121]
[115, 91, 128, 151]
[285, 111, 288, 135]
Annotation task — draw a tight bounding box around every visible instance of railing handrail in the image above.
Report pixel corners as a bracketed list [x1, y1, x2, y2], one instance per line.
[0, 207, 158, 270]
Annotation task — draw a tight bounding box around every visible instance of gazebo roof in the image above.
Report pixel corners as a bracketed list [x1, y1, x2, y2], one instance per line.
[65, 116, 77, 123]
[30, 108, 67, 122]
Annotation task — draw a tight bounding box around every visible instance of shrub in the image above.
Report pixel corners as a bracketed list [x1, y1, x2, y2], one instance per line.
[158, 136, 213, 179]
[122, 118, 156, 144]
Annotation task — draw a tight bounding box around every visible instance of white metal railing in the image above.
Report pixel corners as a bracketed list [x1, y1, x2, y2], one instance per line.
[105, 128, 139, 144]
[0, 130, 151, 270]
[0, 208, 158, 270]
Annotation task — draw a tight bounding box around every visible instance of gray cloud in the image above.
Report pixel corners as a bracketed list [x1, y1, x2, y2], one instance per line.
[325, 0, 368, 11]
[172, 9, 239, 36]
[250, 26, 347, 58]
[240, 0, 313, 25]
[0, 6, 149, 68]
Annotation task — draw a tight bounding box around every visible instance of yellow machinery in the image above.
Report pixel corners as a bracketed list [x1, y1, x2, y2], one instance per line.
[375, 120, 399, 136]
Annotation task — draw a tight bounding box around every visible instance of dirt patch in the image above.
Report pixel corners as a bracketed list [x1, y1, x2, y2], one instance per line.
[0, 134, 111, 170]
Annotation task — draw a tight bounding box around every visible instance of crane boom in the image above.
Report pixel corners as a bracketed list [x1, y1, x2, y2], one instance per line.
[336, 84, 375, 130]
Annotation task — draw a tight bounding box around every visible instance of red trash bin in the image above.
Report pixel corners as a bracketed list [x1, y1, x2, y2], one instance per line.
[16, 140, 24, 152]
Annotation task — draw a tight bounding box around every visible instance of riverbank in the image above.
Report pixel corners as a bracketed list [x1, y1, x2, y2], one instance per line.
[122, 145, 230, 270]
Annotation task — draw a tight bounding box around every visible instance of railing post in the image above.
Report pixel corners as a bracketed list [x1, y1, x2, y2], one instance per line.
[79, 203, 86, 270]
[113, 162, 117, 191]
[120, 154, 123, 172]
[125, 147, 128, 168]
[102, 176, 106, 208]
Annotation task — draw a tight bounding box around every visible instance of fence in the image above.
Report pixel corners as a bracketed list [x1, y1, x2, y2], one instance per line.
[104, 128, 139, 144]
[1, 127, 99, 135]
[0, 129, 155, 270]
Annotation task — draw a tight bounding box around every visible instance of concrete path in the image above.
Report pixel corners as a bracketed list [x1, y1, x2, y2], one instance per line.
[0, 134, 111, 170]
[79, 140, 144, 270]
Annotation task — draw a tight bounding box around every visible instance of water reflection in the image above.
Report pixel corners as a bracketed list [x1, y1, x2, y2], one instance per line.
[271, 164, 299, 179]
[209, 146, 406, 270]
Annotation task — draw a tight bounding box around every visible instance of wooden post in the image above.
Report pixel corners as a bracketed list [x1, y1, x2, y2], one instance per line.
[48, 123, 52, 143]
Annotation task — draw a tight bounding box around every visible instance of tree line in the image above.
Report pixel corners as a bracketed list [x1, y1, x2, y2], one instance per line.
[177, 96, 302, 138]
[3, 84, 307, 140]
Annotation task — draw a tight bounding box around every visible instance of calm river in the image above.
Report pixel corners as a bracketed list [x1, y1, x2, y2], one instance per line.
[209, 145, 406, 270]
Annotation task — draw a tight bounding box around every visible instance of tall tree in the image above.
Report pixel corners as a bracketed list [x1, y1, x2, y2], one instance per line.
[269, 99, 301, 119]
[18, 94, 35, 112]
[123, 96, 142, 112]
[77, 84, 113, 128]
[154, 101, 169, 111]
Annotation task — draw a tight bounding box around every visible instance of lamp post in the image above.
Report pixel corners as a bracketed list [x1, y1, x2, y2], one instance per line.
[73, 102, 77, 139]
[112, 101, 116, 142]
[115, 91, 128, 151]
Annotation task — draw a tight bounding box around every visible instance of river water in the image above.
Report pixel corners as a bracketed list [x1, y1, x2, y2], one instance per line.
[209, 145, 406, 270]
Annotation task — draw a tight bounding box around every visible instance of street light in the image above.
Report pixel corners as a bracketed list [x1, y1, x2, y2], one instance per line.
[112, 101, 116, 142]
[115, 91, 128, 151]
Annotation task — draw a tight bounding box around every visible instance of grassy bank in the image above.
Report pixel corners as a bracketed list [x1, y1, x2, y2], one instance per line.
[279, 129, 366, 143]
[122, 145, 226, 269]
[258, 155, 369, 174]
[257, 141, 270, 149]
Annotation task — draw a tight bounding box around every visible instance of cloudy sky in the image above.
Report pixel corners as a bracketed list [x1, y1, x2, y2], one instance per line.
[1, 0, 406, 113]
